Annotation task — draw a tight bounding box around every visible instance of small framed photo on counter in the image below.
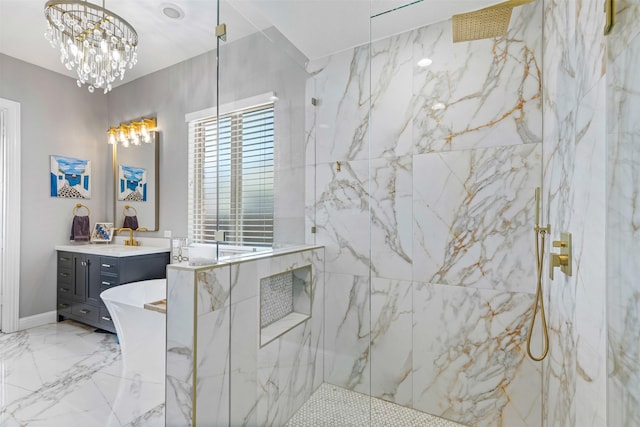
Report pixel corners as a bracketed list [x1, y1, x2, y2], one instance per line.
[91, 222, 114, 243]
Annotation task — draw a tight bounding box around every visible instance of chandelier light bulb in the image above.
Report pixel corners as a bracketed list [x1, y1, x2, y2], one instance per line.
[44, 0, 138, 93]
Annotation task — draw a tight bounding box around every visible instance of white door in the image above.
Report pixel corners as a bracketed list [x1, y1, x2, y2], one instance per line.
[0, 98, 20, 333]
[0, 107, 4, 330]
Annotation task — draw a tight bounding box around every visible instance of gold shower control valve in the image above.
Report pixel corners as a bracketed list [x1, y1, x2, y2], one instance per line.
[549, 232, 572, 280]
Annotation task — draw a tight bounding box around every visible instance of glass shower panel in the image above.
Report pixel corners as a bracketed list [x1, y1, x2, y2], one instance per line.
[369, 1, 544, 426]
[218, 1, 325, 425]
[606, 9, 640, 426]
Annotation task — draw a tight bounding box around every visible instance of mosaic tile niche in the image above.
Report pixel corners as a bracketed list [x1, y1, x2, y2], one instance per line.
[260, 265, 312, 346]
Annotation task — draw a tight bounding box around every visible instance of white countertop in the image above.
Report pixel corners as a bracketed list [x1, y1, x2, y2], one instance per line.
[56, 237, 170, 257]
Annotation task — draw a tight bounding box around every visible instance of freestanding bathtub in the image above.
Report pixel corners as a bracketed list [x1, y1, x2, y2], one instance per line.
[100, 279, 166, 383]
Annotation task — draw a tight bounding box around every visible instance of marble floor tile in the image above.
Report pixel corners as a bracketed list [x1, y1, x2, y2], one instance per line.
[0, 321, 164, 427]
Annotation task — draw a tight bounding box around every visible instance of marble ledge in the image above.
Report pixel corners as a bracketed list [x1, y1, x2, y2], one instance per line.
[168, 244, 324, 272]
[260, 312, 311, 347]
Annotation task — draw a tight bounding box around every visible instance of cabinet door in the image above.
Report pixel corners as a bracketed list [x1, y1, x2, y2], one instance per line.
[86, 254, 101, 306]
[72, 254, 87, 301]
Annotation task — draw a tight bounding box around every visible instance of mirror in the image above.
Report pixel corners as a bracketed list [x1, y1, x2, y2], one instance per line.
[113, 132, 159, 231]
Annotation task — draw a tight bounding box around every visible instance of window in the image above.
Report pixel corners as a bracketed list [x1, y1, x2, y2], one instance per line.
[188, 101, 274, 248]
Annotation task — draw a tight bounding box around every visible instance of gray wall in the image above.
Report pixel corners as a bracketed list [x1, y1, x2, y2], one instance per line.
[0, 53, 108, 318]
[0, 27, 308, 319]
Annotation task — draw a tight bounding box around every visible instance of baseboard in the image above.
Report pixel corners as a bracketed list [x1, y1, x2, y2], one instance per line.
[19, 311, 57, 331]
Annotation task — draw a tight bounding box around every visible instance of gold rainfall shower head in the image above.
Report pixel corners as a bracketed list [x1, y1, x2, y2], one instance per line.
[452, 0, 537, 43]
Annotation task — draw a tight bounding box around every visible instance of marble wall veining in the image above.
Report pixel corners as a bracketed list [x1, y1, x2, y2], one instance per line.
[542, 0, 608, 426]
[165, 247, 325, 427]
[307, 3, 543, 426]
[607, 1, 640, 425]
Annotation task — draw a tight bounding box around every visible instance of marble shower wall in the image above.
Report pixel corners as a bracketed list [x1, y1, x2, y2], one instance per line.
[542, 0, 607, 426]
[607, 2, 640, 426]
[307, 3, 543, 426]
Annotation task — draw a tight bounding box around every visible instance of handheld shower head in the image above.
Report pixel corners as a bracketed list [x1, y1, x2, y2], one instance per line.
[535, 187, 540, 226]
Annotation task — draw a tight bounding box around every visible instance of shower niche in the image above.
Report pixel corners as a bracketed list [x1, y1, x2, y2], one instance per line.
[259, 265, 312, 346]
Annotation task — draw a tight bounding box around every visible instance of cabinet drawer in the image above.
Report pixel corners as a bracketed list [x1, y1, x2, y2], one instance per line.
[57, 253, 73, 269]
[100, 258, 119, 275]
[57, 284, 73, 297]
[99, 276, 118, 287]
[71, 303, 99, 323]
[57, 299, 72, 314]
[57, 268, 73, 284]
[99, 307, 115, 330]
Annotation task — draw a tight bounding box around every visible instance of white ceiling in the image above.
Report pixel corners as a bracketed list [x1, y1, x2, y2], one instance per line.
[0, 0, 501, 87]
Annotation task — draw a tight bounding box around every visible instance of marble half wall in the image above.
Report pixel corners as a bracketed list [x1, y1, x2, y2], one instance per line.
[165, 265, 231, 427]
[165, 246, 324, 427]
[307, 2, 544, 426]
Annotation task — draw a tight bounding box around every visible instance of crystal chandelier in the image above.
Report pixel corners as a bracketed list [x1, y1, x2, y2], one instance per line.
[44, 0, 138, 94]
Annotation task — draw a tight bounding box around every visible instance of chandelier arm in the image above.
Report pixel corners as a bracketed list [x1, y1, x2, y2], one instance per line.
[45, 1, 138, 46]
[44, 0, 138, 93]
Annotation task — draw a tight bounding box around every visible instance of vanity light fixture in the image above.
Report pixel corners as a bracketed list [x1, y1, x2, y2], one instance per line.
[108, 117, 157, 147]
[44, 0, 139, 94]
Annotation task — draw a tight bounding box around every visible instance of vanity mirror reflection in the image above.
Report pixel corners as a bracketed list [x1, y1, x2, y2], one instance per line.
[112, 132, 159, 231]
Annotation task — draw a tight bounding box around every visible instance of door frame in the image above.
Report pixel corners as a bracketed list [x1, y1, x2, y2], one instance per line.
[1, 97, 21, 333]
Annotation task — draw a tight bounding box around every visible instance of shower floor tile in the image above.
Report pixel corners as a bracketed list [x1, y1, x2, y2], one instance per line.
[285, 383, 466, 427]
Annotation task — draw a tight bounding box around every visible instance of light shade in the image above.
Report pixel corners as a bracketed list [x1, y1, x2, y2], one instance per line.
[44, 0, 138, 93]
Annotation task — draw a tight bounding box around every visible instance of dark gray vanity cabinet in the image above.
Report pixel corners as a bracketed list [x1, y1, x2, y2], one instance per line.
[57, 250, 169, 333]
[57, 252, 100, 321]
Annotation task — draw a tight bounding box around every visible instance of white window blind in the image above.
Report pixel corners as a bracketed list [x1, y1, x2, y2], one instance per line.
[188, 103, 274, 247]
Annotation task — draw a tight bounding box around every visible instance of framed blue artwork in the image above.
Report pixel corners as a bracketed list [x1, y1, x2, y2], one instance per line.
[118, 165, 147, 202]
[50, 155, 91, 199]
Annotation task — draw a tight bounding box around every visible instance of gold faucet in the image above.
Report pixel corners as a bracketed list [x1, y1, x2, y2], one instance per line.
[549, 232, 572, 279]
[117, 227, 139, 246]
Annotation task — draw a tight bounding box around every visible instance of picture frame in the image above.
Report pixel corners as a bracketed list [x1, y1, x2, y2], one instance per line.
[90, 222, 115, 243]
[118, 165, 148, 201]
[50, 155, 91, 199]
